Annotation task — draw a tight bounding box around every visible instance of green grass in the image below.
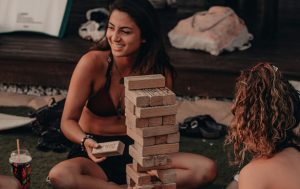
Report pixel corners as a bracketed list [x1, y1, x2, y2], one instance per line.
[0, 107, 238, 189]
[180, 136, 238, 188]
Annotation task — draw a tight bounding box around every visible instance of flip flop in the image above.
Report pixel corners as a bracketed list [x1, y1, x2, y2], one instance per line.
[195, 114, 227, 135]
[179, 115, 227, 139]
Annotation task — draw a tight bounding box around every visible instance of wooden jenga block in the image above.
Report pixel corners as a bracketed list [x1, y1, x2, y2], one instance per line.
[135, 104, 177, 118]
[162, 183, 176, 189]
[125, 89, 150, 107]
[129, 145, 154, 167]
[127, 175, 136, 187]
[159, 88, 176, 105]
[148, 117, 163, 127]
[132, 159, 172, 172]
[133, 186, 160, 189]
[145, 88, 164, 106]
[126, 175, 176, 189]
[133, 185, 158, 189]
[151, 169, 176, 184]
[124, 74, 165, 90]
[155, 135, 168, 144]
[133, 183, 175, 189]
[126, 110, 149, 128]
[125, 97, 135, 114]
[167, 132, 180, 144]
[127, 128, 156, 146]
[133, 182, 163, 189]
[92, 141, 125, 158]
[134, 142, 179, 156]
[162, 115, 176, 125]
[136, 178, 156, 188]
[129, 145, 169, 168]
[126, 164, 152, 185]
[132, 159, 146, 172]
[154, 155, 169, 167]
[134, 125, 178, 138]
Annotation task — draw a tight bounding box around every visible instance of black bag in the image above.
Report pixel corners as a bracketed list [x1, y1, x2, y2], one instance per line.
[29, 98, 70, 152]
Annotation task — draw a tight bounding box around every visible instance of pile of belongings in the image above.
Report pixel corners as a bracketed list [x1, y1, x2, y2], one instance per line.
[168, 6, 253, 55]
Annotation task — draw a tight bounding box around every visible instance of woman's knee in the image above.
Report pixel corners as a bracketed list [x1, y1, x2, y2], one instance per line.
[203, 159, 217, 182]
[10, 177, 21, 189]
[193, 158, 217, 185]
[0, 175, 21, 189]
[48, 163, 76, 189]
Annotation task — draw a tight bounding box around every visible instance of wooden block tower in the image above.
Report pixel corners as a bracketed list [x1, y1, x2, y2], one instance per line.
[124, 74, 179, 189]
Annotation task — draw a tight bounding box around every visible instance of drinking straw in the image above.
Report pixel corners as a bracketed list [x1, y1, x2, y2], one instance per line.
[16, 138, 20, 161]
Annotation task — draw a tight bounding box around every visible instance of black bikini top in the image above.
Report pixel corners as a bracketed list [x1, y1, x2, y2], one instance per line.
[86, 56, 123, 117]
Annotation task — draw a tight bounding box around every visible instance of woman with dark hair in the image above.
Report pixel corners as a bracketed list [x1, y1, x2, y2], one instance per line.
[226, 62, 300, 189]
[48, 0, 217, 188]
[93, 0, 175, 77]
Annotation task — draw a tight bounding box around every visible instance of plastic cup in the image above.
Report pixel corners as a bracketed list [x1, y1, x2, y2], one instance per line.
[9, 149, 32, 189]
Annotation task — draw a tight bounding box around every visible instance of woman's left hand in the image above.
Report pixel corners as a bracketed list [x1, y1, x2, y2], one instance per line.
[84, 138, 107, 163]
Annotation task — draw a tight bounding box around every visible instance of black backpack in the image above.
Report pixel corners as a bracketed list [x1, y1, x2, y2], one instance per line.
[29, 98, 71, 152]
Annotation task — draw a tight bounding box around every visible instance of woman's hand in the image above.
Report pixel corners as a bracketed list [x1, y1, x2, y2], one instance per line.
[84, 138, 107, 163]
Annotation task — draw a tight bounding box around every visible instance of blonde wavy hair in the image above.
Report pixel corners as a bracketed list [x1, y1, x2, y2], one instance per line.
[226, 62, 300, 166]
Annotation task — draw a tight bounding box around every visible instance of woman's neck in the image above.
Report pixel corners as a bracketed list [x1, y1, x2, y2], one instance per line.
[113, 55, 136, 76]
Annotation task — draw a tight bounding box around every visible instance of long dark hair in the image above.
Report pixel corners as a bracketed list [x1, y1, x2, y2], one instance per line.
[93, 0, 175, 80]
[226, 62, 300, 165]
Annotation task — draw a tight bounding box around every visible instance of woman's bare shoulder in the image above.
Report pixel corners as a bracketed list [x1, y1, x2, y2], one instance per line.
[239, 161, 268, 189]
[241, 157, 273, 174]
[75, 50, 110, 75]
[80, 50, 110, 67]
[239, 151, 300, 189]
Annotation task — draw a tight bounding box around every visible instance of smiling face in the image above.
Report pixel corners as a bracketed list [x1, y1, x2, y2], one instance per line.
[106, 10, 143, 58]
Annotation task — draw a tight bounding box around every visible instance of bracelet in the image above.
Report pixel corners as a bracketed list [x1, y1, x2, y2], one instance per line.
[80, 134, 93, 151]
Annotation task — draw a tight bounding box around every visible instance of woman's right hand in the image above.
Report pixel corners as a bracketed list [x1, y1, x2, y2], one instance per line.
[84, 138, 107, 163]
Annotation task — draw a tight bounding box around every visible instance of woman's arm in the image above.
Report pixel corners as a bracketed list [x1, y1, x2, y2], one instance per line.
[61, 53, 94, 143]
[61, 51, 107, 162]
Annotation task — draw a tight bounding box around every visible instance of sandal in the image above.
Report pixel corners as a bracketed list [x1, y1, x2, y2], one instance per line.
[179, 115, 227, 139]
[196, 115, 227, 135]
